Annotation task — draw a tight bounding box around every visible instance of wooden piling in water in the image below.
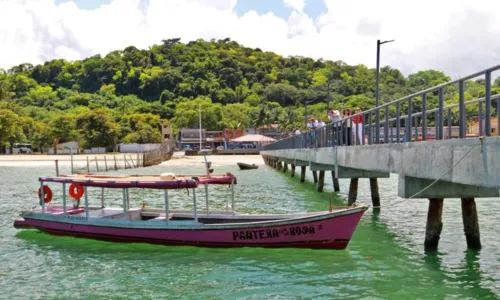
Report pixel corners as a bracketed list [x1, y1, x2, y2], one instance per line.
[425, 198, 444, 251]
[291, 164, 295, 177]
[114, 155, 118, 170]
[312, 171, 318, 183]
[300, 166, 306, 183]
[283, 163, 288, 172]
[369, 178, 381, 208]
[347, 178, 359, 205]
[86, 156, 90, 173]
[104, 156, 108, 171]
[461, 198, 481, 250]
[317, 171, 325, 192]
[95, 156, 99, 172]
[331, 171, 340, 192]
[55, 160, 59, 176]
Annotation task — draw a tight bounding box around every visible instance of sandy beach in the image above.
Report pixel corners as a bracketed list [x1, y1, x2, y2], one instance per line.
[0, 152, 264, 167]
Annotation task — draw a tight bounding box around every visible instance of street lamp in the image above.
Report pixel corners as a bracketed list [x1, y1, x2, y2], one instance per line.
[375, 39, 395, 144]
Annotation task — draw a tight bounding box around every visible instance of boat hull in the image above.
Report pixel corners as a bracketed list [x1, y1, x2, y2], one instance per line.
[14, 208, 367, 250]
[237, 162, 258, 170]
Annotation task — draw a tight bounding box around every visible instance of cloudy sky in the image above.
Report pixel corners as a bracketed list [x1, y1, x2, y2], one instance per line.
[1, 0, 499, 77]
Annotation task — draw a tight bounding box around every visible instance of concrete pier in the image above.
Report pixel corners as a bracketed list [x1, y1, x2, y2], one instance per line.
[461, 198, 481, 250]
[348, 178, 359, 205]
[370, 178, 381, 208]
[317, 171, 325, 192]
[300, 166, 306, 183]
[312, 171, 318, 183]
[425, 198, 444, 251]
[331, 171, 340, 192]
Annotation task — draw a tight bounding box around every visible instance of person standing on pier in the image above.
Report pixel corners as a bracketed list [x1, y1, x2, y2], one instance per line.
[353, 107, 364, 145]
[343, 108, 353, 145]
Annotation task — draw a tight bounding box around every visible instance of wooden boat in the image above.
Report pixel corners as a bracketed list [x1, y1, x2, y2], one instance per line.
[237, 162, 258, 170]
[13, 157, 368, 250]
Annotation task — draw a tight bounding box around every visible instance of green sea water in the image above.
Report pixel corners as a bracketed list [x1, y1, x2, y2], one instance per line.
[1, 162, 499, 299]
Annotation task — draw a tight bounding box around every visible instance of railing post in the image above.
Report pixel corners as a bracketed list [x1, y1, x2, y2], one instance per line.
[447, 108, 452, 139]
[478, 100, 483, 136]
[438, 88, 444, 140]
[375, 107, 380, 144]
[422, 93, 427, 141]
[459, 80, 466, 138]
[368, 112, 372, 145]
[434, 112, 439, 140]
[384, 105, 389, 144]
[406, 98, 412, 142]
[485, 71, 491, 136]
[396, 102, 400, 143]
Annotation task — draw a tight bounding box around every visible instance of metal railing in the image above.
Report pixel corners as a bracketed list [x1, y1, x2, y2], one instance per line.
[263, 65, 500, 151]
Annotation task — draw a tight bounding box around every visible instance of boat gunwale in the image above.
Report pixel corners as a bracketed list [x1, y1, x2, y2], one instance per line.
[18, 205, 368, 230]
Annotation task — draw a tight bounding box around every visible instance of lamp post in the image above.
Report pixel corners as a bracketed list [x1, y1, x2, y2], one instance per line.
[375, 39, 395, 144]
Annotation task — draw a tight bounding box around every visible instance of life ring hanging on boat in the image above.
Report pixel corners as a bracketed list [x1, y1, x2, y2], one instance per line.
[38, 185, 53, 204]
[69, 183, 84, 199]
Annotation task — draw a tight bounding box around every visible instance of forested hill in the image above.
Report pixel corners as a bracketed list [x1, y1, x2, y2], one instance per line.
[1, 38, 499, 151]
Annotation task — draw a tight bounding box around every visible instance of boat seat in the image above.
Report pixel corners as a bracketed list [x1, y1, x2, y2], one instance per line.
[148, 213, 174, 221]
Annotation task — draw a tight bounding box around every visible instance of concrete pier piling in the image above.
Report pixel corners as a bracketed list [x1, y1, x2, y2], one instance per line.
[461, 198, 481, 250]
[300, 166, 306, 183]
[291, 164, 296, 177]
[312, 171, 318, 183]
[283, 163, 288, 173]
[425, 198, 444, 251]
[347, 178, 359, 205]
[369, 178, 381, 208]
[331, 171, 340, 192]
[317, 171, 325, 192]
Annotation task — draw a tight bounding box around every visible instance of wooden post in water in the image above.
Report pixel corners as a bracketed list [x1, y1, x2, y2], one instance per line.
[277, 161, 282, 170]
[461, 198, 481, 250]
[300, 166, 306, 183]
[331, 171, 340, 192]
[114, 155, 118, 170]
[425, 198, 444, 251]
[104, 156, 108, 171]
[55, 160, 59, 176]
[290, 164, 295, 177]
[312, 171, 318, 183]
[347, 178, 359, 205]
[86, 156, 90, 173]
[136, 152, 139, 168]
[283, 162, 288, 173]
[95, 156, 99, 172]
[369, 178, 381, 208]
[317, 171, 325, 192]
[123, 154, 127, 169]
[70, 148, 74, 174]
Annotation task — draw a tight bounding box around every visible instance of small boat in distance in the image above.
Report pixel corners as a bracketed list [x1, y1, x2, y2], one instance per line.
[13, 154, 368, 250]
[237, 162, 258, 170]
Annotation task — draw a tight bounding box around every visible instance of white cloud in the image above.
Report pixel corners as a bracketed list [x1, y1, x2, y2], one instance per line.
[0, 0, 500, 79]
[284, 0, 305, 12]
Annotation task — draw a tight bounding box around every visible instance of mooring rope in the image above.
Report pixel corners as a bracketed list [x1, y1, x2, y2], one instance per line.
[407, 137, 484, 199]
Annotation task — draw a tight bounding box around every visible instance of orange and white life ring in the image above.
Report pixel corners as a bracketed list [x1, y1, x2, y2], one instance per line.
[69, 183, 84, 199]
[38, 185, 53, 204]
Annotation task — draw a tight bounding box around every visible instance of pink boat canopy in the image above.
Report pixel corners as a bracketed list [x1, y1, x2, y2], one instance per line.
[38, 173, 237, 189]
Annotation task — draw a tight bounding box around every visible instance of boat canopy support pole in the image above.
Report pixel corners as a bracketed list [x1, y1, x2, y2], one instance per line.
[164, 189, 169, 224]
[193, 188, 198, 222]
[84, 186, 89, 220]
[40, 181, 45, 213]
[231, 178, 235, 214]
[122, 188, 127, 217]
[62, 183, 67, 215]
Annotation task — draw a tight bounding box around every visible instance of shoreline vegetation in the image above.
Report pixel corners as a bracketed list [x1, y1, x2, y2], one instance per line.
[1, 38, 500, 153]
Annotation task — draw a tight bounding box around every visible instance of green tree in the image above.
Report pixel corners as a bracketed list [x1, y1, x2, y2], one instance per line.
[75, 109, 119, 148]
